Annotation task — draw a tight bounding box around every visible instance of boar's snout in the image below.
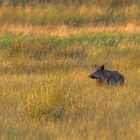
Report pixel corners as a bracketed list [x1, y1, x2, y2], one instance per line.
[88, 73, 96, 79]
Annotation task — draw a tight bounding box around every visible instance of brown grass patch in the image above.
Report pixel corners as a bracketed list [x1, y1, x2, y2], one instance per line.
[1, 23, 140, 36]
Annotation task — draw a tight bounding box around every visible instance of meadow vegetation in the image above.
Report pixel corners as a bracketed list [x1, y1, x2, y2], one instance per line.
[0, 0, 139, 26]
[0, 0, 140, 140]
[0, 32, 140, 140]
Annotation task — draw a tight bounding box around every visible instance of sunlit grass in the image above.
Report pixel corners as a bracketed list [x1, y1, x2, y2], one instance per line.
[0, 32, 139, 139]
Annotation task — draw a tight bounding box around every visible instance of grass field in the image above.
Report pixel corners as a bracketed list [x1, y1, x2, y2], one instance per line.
[0, 0, 140, 139]
[0, 1, 139, 26]
[0, 31, 140, 140]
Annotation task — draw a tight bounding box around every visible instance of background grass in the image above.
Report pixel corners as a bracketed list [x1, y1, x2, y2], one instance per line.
[0, 1, 139, 25]
[0, 32, 140, 140]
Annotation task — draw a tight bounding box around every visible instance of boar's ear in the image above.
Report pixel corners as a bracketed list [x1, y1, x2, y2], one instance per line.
[100, 65, 104, 70]
[94, 64, 97, 67]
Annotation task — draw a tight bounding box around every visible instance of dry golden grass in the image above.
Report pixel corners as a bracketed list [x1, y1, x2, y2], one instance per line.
[1, 23, 140, 37]
[0, 31, 140, 139]
[0, 2, 140, 139]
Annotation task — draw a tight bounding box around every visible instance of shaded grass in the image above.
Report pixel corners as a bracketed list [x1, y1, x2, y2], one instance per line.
[0, 32, 140, 139]
[0, 0, 138, 7]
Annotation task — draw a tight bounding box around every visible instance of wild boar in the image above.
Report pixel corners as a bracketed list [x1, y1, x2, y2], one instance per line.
[88, 65, 124, 85]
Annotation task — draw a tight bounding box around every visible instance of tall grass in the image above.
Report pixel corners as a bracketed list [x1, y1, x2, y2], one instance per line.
[0, 3, 139, 25]
[0, 0, 139, 6]
[0, 32, 140, 139]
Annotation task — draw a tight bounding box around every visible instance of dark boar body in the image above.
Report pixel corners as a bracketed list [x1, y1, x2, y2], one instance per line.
[89, 65, 124, 85]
